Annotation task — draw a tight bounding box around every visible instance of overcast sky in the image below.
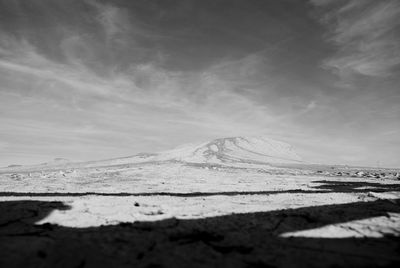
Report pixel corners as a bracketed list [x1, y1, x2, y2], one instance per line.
[0, 0, 399, 167]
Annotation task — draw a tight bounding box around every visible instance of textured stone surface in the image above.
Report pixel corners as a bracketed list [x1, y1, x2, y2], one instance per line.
[1, 161, 400, 267]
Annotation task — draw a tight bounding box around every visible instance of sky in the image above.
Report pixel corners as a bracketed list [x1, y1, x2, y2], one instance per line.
[0, 0, 399, 168]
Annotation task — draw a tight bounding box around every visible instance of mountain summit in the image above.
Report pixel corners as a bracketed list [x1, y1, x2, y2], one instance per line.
[160, 136, 302, 165]
[1, 136, 302, 172]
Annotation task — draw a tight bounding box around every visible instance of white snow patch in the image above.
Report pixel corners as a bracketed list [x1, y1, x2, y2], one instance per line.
[28, 193, 365, 228]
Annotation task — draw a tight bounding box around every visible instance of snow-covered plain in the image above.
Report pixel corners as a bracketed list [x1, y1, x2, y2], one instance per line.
[1, 136, 400, 267]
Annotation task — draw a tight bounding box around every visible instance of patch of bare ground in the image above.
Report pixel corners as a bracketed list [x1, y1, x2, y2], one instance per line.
[0, 198, 399, 267]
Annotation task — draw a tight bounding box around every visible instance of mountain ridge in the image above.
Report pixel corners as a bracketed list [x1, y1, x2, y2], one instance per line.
[1, 136, 302, 172]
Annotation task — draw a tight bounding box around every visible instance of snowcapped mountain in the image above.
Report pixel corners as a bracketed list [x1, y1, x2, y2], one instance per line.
[158, 136, 302, 165]
[1, 136, 302, 172]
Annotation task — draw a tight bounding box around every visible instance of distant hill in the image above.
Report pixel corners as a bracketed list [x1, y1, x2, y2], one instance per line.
[7, 164, 22, 168]
[0, 136, 302, 172]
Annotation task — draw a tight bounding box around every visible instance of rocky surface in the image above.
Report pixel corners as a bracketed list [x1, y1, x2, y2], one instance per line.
[1, 136, 400, 267]
[0, 198, 399, 268]
[1, 162, 400, 267]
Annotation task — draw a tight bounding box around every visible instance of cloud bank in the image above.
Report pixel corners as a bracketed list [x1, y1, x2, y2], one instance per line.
[0, 0, 399, 167]
[315, 0, 400, 79]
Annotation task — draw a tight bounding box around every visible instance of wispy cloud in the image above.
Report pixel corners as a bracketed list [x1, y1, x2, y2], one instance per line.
[0, 27, 293, 165]
[86, 0, 128, 43]
[314, 0, 400, 80]
[1, 0, 399, 167]
[306, 100, 317, 111]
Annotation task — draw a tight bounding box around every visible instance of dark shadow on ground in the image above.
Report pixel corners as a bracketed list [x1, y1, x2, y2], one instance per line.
[1, 179, 400, 198]
[313, 180, 400, 193]
[0, 190, 334, 197]
[1, 199, 400, 267]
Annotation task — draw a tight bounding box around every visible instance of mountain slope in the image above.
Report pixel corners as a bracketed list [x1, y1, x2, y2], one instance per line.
[1, 136, 302, 172]
[159, 136, 302, 165]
